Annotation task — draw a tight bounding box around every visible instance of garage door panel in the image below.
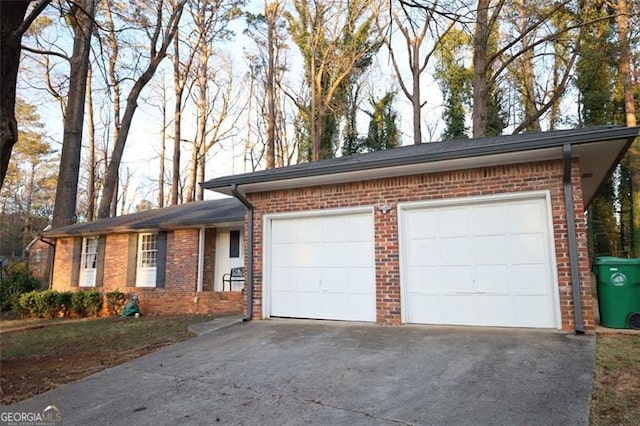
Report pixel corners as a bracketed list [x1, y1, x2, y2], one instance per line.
[474, 235, 507, 264]
[299, 218, 322, 242]
[406, 210, 437, 238]
[349, 241, 374, 267]
[297, 269, 321, 292]
[272, 243, 297, 267]
[322, 268, 348, 292]
[510, 234, 546, 263]
[271, 292, 296, 316]
[347, 294, 376, 321]
[322, 216, 348, 242]
[403, 196, 557, 329]
[442, 295, 474, 324]
[349, 268, 375, 293]
[298, 243, 322, 267]
[408, 267, 439, 293]
[472, 205, 505, 235]
[440, 237, 471, 265]
[442, 265, 473, 292]
[512, 264, 549, 294]
[272, 221, 298, 243]
[272, 268, 297, 291]
[323, 242, 348, 267]
[322, 293, 349, 319]
[508, 203, 544, 233]
[408, 295, 441, 323]
[476, 265, 509, 293]
[514, 295, 553, 327]
[477, 295, 512, 326]
[438, 209, 468, 237]
[408, 239, 438, 266]
[348, 215, 373, 241]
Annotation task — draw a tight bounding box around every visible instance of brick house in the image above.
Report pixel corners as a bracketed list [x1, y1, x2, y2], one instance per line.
[38, 198, 247, 316]
[26, 235, 53, 286]
[202, 126, 640, 332]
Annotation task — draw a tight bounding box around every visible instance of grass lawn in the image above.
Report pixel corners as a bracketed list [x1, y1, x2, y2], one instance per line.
[590, 333, 640, 425]
[0, 315, 212, 404]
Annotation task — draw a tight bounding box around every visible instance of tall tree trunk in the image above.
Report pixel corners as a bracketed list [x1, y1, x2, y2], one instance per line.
[0, 2, 29, 190]
[86, 65, 96, 221]
[472, 0, 490, 138]
[159, 82, 167, 208]
[195, 50, 207, 201]
[265, 1, 277, 168]
[171, 36, 182, 205]
[52, 0, 96, 227]
[411, 36, 422, 144]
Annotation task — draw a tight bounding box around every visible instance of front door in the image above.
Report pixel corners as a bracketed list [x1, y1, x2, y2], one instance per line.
[214, 229, 244, 291]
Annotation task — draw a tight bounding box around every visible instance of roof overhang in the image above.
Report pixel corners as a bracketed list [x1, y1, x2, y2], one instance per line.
[204, 127, 639, 209]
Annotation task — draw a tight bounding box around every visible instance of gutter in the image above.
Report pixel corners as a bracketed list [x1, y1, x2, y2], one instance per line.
[563, 144, 584, 334]
[230, 184, 254, 321]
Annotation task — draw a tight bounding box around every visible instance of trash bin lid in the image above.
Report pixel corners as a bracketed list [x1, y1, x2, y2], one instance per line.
[593, 256, 640, 266]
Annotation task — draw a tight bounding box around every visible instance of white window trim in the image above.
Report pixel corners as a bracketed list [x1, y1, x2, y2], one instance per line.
[136, 233, 158, 288]
[79, 237, 98, 287]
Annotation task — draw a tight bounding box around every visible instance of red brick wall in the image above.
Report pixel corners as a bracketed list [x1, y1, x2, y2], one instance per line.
[49, 229, 243, 316]
[27, 239, 52, 285]
[247, 160, 594, 330]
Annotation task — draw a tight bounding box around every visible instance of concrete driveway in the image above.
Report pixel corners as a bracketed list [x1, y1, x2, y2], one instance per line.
[6, 320, 595, 425]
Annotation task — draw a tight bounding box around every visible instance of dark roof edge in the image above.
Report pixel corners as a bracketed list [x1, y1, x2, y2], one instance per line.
[203, 126, 640, 190]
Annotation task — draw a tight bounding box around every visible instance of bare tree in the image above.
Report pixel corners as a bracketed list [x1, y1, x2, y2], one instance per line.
[384, 0, 454, 144]
[97, 0, 187, 218]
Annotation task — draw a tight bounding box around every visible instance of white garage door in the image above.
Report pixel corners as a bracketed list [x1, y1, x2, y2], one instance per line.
[401, 195, 558, 328]
[268, 211, 375, 322]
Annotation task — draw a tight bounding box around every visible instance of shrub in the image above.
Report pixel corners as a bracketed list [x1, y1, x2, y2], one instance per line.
[71, 292, 86, 317]
[0, 272, 41, 312]
[35, 290, 60, 319]
[56, 292, 73, 317]
[17, 291, 40, 318]
[106, 290, 126, 316]
[83, 290, 103, 317]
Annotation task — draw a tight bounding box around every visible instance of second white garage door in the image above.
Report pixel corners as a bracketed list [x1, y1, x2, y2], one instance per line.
[400, 194, 559, 328]
[267, 210, 376, 322]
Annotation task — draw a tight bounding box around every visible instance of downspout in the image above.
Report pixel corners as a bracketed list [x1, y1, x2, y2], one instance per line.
[230, 184, 254, 321]
[563, 144, 584, 334]
[39, 236, 56, 290]
[196, 227, 205, 292]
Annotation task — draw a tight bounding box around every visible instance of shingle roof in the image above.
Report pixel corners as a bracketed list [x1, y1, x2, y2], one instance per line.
[44, 198, 245, 238]
[201, 125, 639, 208]
[202, 126, 639, 190]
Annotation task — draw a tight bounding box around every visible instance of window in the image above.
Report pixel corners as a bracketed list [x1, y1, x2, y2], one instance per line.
[34, 249, 42, 263]
[229, 230, 240, 258]
[83, 238, 98, 269]
[139, 234, 157, 268]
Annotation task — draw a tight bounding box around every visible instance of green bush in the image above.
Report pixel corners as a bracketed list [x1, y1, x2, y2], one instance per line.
[71, 291, 86, 317]
[106, 290, 126, 316]
[17, 291, 40, 318]
[35, 290, 60, 319]
[56, 292, 73, 317]
[0, 272, 41, 312]
[83, 290, 103, 317]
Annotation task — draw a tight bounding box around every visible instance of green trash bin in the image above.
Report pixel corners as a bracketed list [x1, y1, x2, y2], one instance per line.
[592, 257, 640, 329]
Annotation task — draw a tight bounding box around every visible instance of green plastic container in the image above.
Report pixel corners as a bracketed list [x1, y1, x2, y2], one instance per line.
[592, 257, 640, 329]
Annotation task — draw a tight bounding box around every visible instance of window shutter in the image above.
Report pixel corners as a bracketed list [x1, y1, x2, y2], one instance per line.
[156, 232, 167, 288]
[70, 237, 82, 287]
[95, 236, 106, 287]
[126, 233, 138, 287]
